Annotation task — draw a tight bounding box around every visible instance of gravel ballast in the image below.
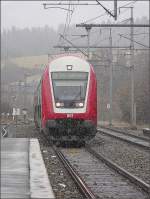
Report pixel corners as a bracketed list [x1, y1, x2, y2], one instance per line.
[12, 123, 84, 199]
[8, 122, 149, 197]
[90, 133, 150, 184]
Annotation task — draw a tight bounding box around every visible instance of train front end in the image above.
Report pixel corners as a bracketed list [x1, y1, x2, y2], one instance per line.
[43, 56, 97, 142]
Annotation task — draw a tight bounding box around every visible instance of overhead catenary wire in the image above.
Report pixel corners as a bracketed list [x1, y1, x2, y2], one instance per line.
[71, 18, 131, 50]
[59, 1, 139, 47]
[59, 0, 77, 45]
[80, 0, 138, 24]
[62, 2, 72, 38]
[59, 33, 88, 56]
[77, 17, 134, 49]
[56, 0, 148, 62]
[57, 0, 143, 51]
[119, 34, 149, 48]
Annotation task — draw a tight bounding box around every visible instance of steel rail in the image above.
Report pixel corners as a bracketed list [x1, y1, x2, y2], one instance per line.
[76, 24, 150, 28]
[53, 146, 96, 199]
[54, 45, 130, 49]
[97, 128, 150, 150]
[99, 126, 150, 142]
[86, 145, 150, 193]
[42, 132, 96, 198]
[42, 131, 149, 196]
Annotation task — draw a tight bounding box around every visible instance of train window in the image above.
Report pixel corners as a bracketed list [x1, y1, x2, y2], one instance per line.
[52, 72, 88, 80]
[51, 72, 88, 108]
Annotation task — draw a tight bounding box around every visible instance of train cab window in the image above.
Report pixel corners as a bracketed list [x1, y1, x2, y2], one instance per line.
[51, 72, 88, 108]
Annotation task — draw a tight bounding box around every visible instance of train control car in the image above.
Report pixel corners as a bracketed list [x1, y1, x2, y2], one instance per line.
[34, 55, 97, 143]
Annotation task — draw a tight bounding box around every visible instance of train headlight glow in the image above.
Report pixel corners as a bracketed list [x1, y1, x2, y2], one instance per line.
[56, 102, 64, 107]
[75, 102, 84, 108]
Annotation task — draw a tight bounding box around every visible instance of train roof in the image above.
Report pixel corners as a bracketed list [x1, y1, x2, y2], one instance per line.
[48, 55, 91, 72]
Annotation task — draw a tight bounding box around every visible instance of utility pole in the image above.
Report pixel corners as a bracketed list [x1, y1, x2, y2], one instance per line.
[119, 6, 136, 127]
[149, 0, 150, 128]
[85, 26, 92, 59]
[130, 7, 136, 127]
[59, 34, 88, 57]
[76, 12, 147, 128]
[23, 74, 28, 110]
[24, 75, 26, 110]
[43, 0, 118, 20]
[118, 6, 137, 127]
[18, 81, 22, 109]
[109, 28, 113, 126]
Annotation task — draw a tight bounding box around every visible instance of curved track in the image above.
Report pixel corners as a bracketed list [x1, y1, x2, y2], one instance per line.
[98, 127, 150, 150]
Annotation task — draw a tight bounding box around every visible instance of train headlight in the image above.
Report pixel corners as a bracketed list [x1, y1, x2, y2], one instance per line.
[75, 102, 84, 108]
[56, 102, 64, 107]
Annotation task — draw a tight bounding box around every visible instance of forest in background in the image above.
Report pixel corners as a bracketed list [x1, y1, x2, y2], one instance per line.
[1, 16, 149, 59]
[1, 16, 149, 124]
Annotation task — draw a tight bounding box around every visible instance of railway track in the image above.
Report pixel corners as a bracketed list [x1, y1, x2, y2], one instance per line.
[85, 145, 150, 193]
[98, 127, 150, 150]
[100, 126, 150, 141]
[53, 145, 149, 199]
[15, 122, 149, 199]
[54, 146, 96, 199]
[39, 127, 150, 198]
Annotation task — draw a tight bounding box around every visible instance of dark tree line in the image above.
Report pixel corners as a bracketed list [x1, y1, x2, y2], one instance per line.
[1, 16, 149, 59]
[1, 16, 149, 124]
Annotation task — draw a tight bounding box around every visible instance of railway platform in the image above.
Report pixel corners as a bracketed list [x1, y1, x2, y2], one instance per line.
[1, 138, 55, 199]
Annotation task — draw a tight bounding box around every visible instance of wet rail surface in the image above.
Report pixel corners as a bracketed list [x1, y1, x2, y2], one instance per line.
[86, 145, 150, 192]
[98, 127, 150, 150]
[59, 147, 149, 199]
[99, 126, 150, 141]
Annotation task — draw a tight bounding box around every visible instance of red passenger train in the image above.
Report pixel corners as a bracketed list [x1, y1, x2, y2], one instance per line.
[34, 55, 97, 143]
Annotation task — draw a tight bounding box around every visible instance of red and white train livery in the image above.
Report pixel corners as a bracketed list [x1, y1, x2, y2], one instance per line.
[34, 55, 97, 142]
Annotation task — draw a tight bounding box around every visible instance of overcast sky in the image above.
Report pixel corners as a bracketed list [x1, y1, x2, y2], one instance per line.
[1, 1, 149, 31]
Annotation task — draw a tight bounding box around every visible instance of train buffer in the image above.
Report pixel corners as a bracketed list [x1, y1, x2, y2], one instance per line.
[1, 138, 55, 199]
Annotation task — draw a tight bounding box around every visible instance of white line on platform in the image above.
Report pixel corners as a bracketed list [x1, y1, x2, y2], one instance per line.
[29, 139, 55, 199]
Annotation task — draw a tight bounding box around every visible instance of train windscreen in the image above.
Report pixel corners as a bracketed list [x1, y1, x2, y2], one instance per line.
[51, 72, 88, 108]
